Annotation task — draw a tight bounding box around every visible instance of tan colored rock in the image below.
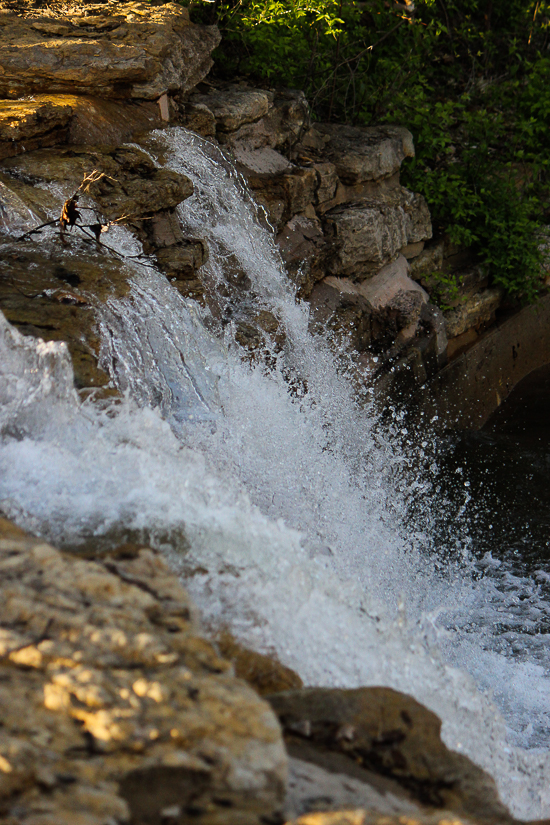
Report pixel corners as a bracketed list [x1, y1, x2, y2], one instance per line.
[284, 810, 477, 825]
[2, 144, 193, 221]
[444, 289, 502, 339]
[0, 2, 220, 100]
[301, 123, 414, 185]
[268, 687, 510, 823]
[0, 243, 131, 391]
[0, 98, 72, 159]
[247, 166, 318, 230]
[215, 631, 303, 696]
[0, 520, 287, 825]
[190, 86, 271, 133]
[0, 143, 198, 389]
[324, 190, 432, 279]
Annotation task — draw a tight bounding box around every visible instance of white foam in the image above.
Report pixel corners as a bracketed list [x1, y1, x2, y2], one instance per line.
[0, 128, 549, 818]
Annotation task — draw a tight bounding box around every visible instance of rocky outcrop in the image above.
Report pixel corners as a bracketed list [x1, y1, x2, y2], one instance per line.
[323, 191, 432, 280]
[0, 2, 220, 100]
[0, 518, 287, 825]
[0, 143, 196, 389]
[268, 687, 511, 824]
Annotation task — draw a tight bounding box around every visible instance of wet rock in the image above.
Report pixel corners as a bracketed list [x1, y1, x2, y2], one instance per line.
[277, 214, 325, 296]
[309, 278, 372, 352]
[0, 242, 131, 390]
[300, 123, 415, 185]
[0, 519, 287, 825]
[0, 2, 220, 100]
[444, 288, 502, 339]
[2, 145, 193, 221]
[324, 190, 432, 279]
[214, 631, 303, 696]
[285, 750, 429, 822]
[267, 686, 511, 823]
[247, 166, 318, 230]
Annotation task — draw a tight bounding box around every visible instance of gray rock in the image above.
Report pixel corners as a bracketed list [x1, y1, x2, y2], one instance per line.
[325, 192, 432, 279]
[221, 89, 309, 153]
[277, 213, 325, 296]
[310, 123, 415, 184]
[309, 277, 373, 351]
[285, 756, 423, 820]
[444, 288, 502, 338]
[190, 86, 271, 132]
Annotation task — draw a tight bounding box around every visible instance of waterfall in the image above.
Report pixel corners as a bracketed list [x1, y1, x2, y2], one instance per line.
[1, 126, 550, 818]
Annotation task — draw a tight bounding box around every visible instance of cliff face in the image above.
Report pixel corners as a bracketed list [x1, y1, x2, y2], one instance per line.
[0, 0, 508, 409]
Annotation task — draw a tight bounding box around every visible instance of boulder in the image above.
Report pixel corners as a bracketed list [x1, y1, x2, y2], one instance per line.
[0, 2, 220, 100]
[0, 519, 287, 825]
[220, 88, 309, 153]
[2, 144, 193, 221]
[299, 123, 415, 185]
[246, 167, 318, 230]
[277, 214, 325, 296]
[189, 86, 271, 133]
[324, 190, 432, 279]
[444, 289, 502, 339]
[0, 243, 131, 391]
[309, 278, 373, 352]
[267, 686, 511, 823]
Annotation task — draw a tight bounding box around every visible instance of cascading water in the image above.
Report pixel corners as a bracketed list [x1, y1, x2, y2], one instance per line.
[1, 126, 550, 818]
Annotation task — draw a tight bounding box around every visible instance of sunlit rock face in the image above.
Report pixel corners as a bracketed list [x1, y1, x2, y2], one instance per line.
[0, 518, 287, 825]
[0, 2, 220, 100]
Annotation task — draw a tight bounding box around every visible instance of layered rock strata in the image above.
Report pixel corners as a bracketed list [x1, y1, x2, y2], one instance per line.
[0, 518, 287, 825]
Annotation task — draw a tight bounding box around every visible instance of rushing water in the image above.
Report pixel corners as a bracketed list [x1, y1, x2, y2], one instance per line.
[1, 127, 550, 818]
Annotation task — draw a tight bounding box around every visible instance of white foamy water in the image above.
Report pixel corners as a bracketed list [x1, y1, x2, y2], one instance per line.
[0, 127, 550, 818]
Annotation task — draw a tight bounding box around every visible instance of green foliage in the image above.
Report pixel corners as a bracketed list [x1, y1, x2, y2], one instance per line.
[185, 0, 550, 302]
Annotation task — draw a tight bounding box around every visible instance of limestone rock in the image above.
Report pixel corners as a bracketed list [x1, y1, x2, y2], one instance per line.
[0, 519, 287, 824]
[0, 2, 220, 100]
[301, 123, 415, 185]
[247, 167, 318, 230]
[0, 98, 72, 159]
[277, 214, 326, 296]
[221, 88, 309, 153]
[324, 190, 432, 279]
[2, 145, 193, 221]
[189, 86, 271, 133]
[444, 289, 502, 339]
[309, 278, 373, 352]
[267, 686, 511, 822]
[215, 631, 303, 696]
[284, 810, 481, 825]
[0, 244, 131, 391]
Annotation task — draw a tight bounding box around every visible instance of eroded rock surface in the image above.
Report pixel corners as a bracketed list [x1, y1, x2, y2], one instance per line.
[0, 2, 220, 100]
[0, 519, 287, 825]
[268, 687, 511, 824]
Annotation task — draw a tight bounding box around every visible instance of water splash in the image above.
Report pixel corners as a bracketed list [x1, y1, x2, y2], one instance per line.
[0, 127, 549, 818]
